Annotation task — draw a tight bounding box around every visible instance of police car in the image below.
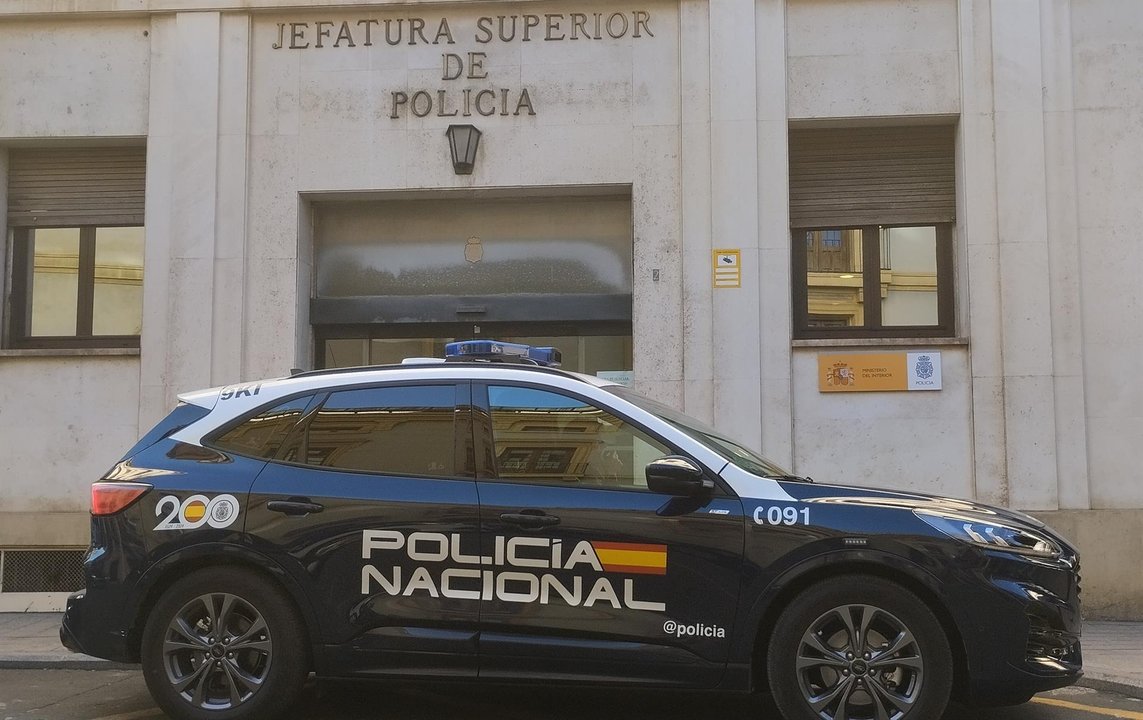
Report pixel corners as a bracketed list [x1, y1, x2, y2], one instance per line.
[61, 340, 1082, 720]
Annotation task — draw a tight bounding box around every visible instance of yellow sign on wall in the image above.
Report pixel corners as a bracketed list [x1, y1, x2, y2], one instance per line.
[819, 352, 942, 392]
[712, 249, 741, 288]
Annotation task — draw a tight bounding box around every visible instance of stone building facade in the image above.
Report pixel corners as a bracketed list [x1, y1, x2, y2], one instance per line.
[1, 0, 1141, 617]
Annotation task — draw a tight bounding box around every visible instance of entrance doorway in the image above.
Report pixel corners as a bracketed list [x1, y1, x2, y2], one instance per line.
[309, 190, 634, 376]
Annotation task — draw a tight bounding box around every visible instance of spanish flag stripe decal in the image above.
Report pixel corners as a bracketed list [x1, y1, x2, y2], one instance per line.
[591, 542, 667, 575]
[594, 548, 668, 568]
[601, 563, 667, 576]
[591, 542, 667, 553]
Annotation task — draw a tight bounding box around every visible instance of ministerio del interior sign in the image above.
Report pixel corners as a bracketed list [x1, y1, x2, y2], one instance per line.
[819, 352, 942, 393]
[271, 11, 656, 120]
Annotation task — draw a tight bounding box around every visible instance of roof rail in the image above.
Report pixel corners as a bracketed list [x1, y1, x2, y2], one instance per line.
[286, 360, 581, 382]
[287, 364, 408, 380]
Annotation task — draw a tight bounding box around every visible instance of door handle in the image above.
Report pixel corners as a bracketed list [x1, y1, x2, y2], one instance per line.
[500, 510, 560, 529]
[266, 499, 324, 516]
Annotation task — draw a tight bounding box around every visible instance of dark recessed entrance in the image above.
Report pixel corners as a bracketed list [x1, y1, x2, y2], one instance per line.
[310, 192, 633, 374]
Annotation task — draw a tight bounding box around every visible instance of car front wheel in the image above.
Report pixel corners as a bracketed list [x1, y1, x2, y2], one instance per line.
[767, 574, 953, 720]
[141, 567, 308, 720]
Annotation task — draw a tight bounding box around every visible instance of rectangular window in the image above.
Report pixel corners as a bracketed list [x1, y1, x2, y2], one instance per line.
[487, 385, 670, 490]
[28, 228, 81, 337]
[789, 125, 956, 339]
[92, 227, 145, 336]
[794, 224, 953, 336]
[6, 146, 146, 349]
[303, 385, 457, 477]
[9, 226, 144, 348]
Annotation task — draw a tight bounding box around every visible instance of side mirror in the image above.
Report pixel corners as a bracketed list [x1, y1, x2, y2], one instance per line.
[645, 456, 714, 497]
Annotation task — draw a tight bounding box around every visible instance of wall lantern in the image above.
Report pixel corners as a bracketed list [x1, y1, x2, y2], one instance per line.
[446, 124, 482, 175]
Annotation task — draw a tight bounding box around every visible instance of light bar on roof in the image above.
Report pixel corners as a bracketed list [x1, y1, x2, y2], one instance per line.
[443, 340, 562, 367]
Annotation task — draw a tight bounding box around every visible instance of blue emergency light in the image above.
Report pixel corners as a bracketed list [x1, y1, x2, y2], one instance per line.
[444, 340, 562, 367]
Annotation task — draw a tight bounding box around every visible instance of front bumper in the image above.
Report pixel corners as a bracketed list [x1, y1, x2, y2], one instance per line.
[957, 551, 1082, 706]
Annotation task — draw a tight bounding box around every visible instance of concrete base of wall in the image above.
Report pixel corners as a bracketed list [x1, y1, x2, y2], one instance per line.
[1030, 509, 1143, 621]
[0, 513, 89, 546]
[0, 592, 69, 612]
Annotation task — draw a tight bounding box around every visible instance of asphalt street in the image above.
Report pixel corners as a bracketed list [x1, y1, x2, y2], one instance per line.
[1, 670, 1142, 720]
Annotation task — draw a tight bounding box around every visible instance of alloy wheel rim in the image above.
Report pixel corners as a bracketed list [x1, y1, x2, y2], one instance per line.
[796, 604, 924, 720]
[161, 592, 273, 711]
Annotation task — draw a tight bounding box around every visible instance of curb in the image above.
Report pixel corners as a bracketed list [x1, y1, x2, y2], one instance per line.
[1077, 676, 1143, 701]
[0, 656, 137, 671]
[2, 658, 1141, 702]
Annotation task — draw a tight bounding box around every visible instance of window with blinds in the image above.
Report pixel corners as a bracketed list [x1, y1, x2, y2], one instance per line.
[789, 125, 956, 339]
[6, 146, 146, 348]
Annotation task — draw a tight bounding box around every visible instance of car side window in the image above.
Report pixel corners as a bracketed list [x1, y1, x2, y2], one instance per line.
[303, 384, 456, 477]
[487, 385, 670, 490]
[212, 396, 313, 459]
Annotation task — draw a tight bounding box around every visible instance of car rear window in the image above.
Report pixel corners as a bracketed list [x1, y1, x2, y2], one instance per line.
[119, 402, 211, 461]
[212, 396, 313, 459]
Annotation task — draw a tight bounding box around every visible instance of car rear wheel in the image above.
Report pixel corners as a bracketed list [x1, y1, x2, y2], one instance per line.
[141, 567, 308, 720]
[767, 575, 953, 720]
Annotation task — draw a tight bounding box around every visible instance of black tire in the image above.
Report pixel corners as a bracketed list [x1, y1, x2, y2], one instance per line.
[767, 575, 953, 720]
[141, 567, 309, 720]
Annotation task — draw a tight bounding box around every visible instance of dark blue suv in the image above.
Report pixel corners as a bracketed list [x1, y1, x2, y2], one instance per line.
[61, 346, 1082, 720]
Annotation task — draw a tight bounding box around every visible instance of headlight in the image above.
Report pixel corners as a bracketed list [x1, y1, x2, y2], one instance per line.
[914, 509, 1061, 559]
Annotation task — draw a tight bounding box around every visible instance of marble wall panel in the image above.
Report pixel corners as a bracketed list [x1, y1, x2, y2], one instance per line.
[679, 0, 714, 423]
[0, 357, 140, 512]
[0, 18, 149, 137]
[1071, 0, 1143, 111]
[969, 375, 1009, 507]
[1075, 110, 1143, 229]
[244, 256, 302, 380]
[786, 0, 959, 119]
[790, 349, 974, 498]
[1088, 417, 1143, 509]
[1071, 0, 1143, 510]
[1003, 374, 1061, 510]
[632, 123, 684, 388]
[1077, 229, 1143, 504]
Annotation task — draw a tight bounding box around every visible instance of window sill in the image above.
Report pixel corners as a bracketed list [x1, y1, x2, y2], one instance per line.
[0, 347, 141, 358]
[792, 337, 969, 349]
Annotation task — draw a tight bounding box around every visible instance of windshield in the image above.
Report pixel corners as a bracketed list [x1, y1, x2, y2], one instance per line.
[604, 385, 796, 479]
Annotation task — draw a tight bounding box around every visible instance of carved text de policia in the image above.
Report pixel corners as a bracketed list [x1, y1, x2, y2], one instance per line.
[271, 11, 655, 120]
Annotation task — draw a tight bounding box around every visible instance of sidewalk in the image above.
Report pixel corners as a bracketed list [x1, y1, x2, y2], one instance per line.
[0, 613, 133, 670]
[1, 614, 1139, 698]
[1078, 622, 1143, 699]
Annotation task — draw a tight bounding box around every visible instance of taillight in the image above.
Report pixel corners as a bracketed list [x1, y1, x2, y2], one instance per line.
[91, 482, 152, 516]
